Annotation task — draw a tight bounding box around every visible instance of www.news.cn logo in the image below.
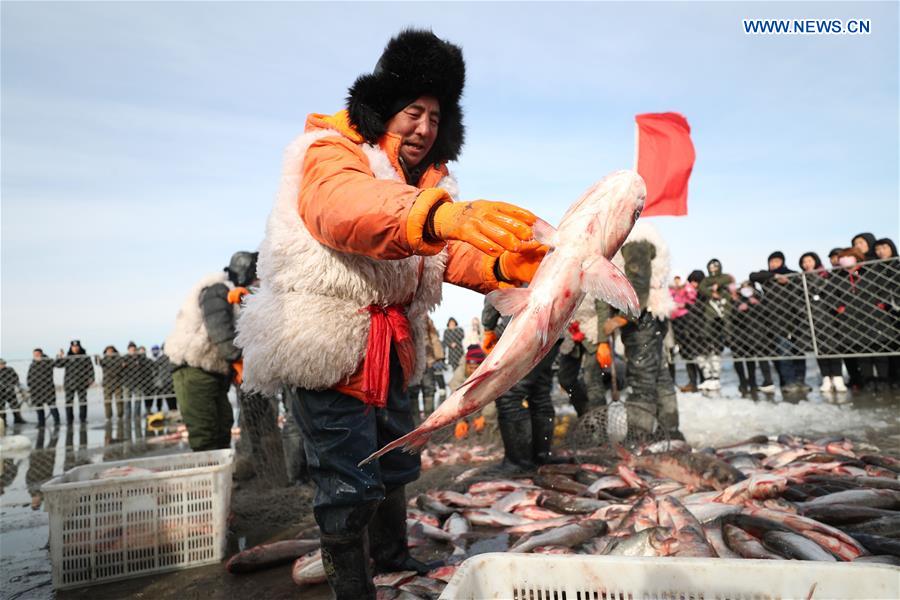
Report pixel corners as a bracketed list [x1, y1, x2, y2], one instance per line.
[743, 19, 871, 35]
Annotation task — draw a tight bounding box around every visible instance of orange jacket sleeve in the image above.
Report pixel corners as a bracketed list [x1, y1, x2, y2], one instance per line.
[298, 136, 448, 259]
[443, 241, 503, 295]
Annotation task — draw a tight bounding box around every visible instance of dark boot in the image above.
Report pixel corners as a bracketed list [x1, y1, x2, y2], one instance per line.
[531, 416, 569, 465]
[320, 532, 375, 600]
[735, 363, 749, 394]
[50, 408, 61, 426]
[79, 404, 88, 423]
[65, 406, 75, 424]
[36, 409, 46, 428]
[12, 410, 27, 424]
[369, 486, 440, 575]
[496, 417, 537, 474]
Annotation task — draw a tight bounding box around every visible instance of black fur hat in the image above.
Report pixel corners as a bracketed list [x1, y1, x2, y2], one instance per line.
[347, 29, 465, 164]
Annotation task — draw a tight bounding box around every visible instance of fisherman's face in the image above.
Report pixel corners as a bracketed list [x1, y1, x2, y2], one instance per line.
[768, 257, 783, 271]
[465, 362, 479, 377]
[800, 256, 816, 272]
[829, 254, 840, 267]
[386, 95, 440, 168]
[853, 237, 870, 255]
[33, 350, 42, 360]
[875, 244, 893, 259]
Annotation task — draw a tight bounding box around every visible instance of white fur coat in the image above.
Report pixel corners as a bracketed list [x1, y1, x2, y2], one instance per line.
[235, 130, 453, 395]
[165, 272, 236, 375]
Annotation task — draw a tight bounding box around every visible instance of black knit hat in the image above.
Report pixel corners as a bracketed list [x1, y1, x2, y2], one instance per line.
[687, 270, 705, 284]
[347, 29, 466, 164]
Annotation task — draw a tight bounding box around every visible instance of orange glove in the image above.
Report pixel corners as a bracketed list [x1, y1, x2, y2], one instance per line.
[232, 360, 244, 385]
[482, 330, 498, 353]
[227, 287, 250, 305]
[497, 241, 549, 284]
[603, 316, 629, 336]
[454, 420, 469, 439]
[596, 343, 612, 369]
[473, 415, 486, 432]
[431, 201, 536, 257]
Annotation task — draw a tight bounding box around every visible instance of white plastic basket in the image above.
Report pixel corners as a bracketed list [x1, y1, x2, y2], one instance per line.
[42, 449, 234, 590]
[440, 553, 900, 600]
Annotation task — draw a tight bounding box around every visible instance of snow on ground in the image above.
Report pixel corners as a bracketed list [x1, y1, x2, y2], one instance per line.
[677, 390, 897, 448]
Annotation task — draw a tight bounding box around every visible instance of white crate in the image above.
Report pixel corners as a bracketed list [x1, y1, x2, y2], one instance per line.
[440, 553, 900, 600]
[42, 449, 234, 590]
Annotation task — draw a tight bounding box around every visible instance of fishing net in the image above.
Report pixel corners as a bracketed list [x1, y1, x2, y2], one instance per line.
[567, 400, 672, 458]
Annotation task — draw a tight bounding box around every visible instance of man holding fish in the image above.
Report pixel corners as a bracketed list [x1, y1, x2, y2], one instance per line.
[236, 29, 549, 599]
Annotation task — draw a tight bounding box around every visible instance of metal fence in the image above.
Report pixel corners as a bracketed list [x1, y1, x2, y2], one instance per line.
[670, 257, 900, 362]
[0, 351, 176, 420]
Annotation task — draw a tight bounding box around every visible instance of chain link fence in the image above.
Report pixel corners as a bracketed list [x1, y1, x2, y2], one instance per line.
[670, 257, 900, 364]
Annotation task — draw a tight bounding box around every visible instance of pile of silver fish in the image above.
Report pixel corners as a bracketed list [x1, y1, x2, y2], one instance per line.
[227, 434, 900, 599]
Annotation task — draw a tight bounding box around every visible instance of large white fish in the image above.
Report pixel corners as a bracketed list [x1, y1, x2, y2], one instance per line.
[359, 170, 645, 467]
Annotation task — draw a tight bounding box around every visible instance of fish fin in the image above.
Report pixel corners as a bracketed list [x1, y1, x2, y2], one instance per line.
[582, 257, 641, 317]
[358, 429, 430, 467]
[534, 298, 553, 346]
[457, 368, 496, 399]
[532, 218, 559, 248]
[486, 288, 531, 317]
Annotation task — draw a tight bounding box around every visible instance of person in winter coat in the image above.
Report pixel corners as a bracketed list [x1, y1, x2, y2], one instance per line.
[0, 359, 25, 426]
[464, 316, 484, 349]
[136, 346, 155, 412]
[407, 317, 444, 422]
[696, 259, 735, 391]
[730, 281, 768, 393]
[97, 346, 125, 419]
[670, 270, 706, 392]
[28, 349, 58, 426]
[232, 30, 547, 600]
[558, 295, 605, 417]
[798, 252, 847, 392]
[166, 251, 258, 452]
[750, 252, 809, 394]
[852, 232, 878, 262]
[441, 317, 465, 371]
[597, 221, 680, 438]
[483, 293, 565, 473]
[121, 342, 144, 416]
[852, 237, 893, 390]
[833, 248, 867, 388]
[873, 238, 900, 388]
[151, 345, 176, 411]
[54, 340, 94, 424]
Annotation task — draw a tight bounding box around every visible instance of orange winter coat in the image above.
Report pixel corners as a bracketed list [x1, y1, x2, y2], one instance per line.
[298, 110, 501, 401]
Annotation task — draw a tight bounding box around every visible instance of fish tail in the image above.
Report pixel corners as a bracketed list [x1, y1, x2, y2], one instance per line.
[357, 429, 431, 467]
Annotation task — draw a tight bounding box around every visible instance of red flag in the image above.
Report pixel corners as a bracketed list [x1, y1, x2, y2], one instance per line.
[635, 112, 695, 217]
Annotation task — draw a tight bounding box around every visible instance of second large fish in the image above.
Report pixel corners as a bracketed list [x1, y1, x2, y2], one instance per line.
[359, 170, 646, 466]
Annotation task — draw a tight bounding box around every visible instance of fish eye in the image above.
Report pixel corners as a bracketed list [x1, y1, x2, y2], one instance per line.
[633, 208, 642, 221]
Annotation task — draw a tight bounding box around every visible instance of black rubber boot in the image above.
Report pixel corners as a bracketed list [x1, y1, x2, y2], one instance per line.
[65, 406, 75, 425]
[531, 416, 570, 465]
[496, 417, 537, 474]
[36, 409, 46, 428]
[320, 532, 375, 600]
[50, 408, 61, 426]
[79, 405, 88, 423]
[369, 486, 441, 575]
[12, 410, 27, 424]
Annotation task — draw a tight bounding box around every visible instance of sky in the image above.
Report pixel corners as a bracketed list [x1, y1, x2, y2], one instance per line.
[2, 1, 898, 360]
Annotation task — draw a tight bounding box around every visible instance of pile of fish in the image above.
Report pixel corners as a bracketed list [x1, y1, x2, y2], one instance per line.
[226, 434, 899, 598]
[420, 442, 503, 470]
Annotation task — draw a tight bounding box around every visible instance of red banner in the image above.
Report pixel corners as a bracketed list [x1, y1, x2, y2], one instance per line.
[635, 112, 695, 217]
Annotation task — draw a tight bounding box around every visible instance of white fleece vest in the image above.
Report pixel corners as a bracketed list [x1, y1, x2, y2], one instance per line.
[235, 130, 452, 395]
[611, 220, 676, 320]
[165, 272, 236, 375]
